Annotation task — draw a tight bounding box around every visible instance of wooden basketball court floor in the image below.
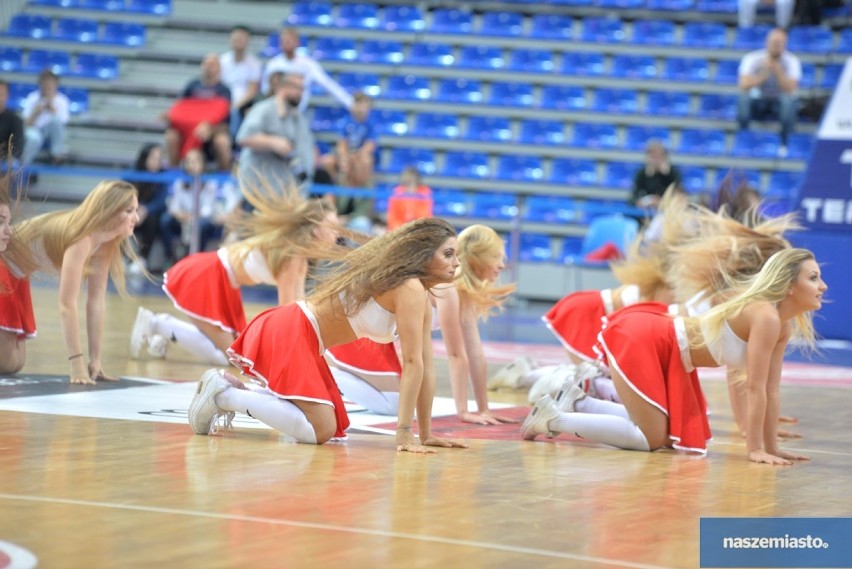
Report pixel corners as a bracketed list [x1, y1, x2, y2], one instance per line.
[2, 283, 851, 569]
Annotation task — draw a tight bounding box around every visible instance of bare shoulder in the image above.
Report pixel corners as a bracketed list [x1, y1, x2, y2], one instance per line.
[740, 301, 783, 339]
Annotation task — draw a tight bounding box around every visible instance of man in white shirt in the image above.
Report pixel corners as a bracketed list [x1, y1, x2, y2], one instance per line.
[219, 25, 262, 138]
[737, 27, 801, 154]
[21, 69, 70, 165]
[260, 27, 353, 113]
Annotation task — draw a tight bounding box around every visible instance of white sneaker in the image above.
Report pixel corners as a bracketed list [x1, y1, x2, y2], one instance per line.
[527, 364, 575, 403]
[555, 380, 587, 412]
[147, 334, 169, 359]
[488, 356, 534, 390]
[521, 395, 562, 440]
[129, 307, 155, 359]
[188, 369, 235, 435]
[575, 361, 604, 394]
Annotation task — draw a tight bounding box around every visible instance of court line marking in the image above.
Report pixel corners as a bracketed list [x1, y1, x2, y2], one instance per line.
[0, 494, 676, 569]
[709, 442, 852, 457]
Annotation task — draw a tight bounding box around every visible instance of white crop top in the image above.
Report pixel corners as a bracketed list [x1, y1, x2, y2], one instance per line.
[217, 248, 275, 286]
[701, 320, 748, 370]
[600, 284, 640, 314]
[344, 295, 398, 343]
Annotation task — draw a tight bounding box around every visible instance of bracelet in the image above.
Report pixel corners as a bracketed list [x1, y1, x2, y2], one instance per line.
[68, 353, 84, 361]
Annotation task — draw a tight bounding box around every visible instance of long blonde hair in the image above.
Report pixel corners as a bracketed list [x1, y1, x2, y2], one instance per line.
[454, 224, 515, 319]
[15, 180, 140, 296]
[309, 217, 456, 315]
[694, 248, 817, 352]
[0, 168, 39, 286]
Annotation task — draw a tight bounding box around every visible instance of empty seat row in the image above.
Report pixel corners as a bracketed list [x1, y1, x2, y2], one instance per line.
[6, 15, 146, 46]
[6, 82, 90, 113]
[28, 0, 170, 15]
[0, 47, 119, 78]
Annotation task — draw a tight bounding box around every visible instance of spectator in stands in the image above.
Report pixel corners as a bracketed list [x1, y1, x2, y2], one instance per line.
[320, 92, 377, 188]
[737, 28, 801, 156]
[386, 166, 433, 231]
[21, 69, 70, 166]
[738, 0, 794, 28]
[260, 27, 353, 112]
[164, 54, 232, 171]
[127, 143, 169, 274]
[0, 79, 24, 165]
[219, 25, 262, 139]
[159, 149, 240, 266]
[236, 71, 314, 196]
[629, 140, 682, 211]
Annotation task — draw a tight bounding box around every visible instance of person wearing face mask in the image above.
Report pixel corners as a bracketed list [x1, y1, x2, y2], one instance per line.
[236, 71, 315, 197]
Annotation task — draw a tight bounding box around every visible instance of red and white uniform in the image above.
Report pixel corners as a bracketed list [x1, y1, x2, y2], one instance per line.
[597, 306, 711, 453]
[0, 262, 36, 339]
[326, 338, 402, 377]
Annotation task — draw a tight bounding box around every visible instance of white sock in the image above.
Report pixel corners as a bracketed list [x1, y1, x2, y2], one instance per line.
[551, 412, 650, 451]
[331, 368, 399, 416]
[519, 364, 569, 389]
[215, 387, 317, 444]
[575, 396, 630, 419]
[150, 313, 228, 365]
[592, 377, 621, 403]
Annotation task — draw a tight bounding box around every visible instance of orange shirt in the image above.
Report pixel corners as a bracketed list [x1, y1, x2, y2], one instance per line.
[386, 185, 433, 230]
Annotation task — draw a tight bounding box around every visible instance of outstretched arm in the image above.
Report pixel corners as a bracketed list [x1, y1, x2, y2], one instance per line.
[85, 245, 114, 381]
[393, 281, 430, 452]
[58, 237, 93, 384]
[434, 286, 473, 420]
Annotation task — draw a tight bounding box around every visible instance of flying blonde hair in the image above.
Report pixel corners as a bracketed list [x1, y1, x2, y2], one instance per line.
[309, 217, 456, 315]
[0, 167, 39, 287]
[14, 180, 141, 296]
[454, 224, 515, 319]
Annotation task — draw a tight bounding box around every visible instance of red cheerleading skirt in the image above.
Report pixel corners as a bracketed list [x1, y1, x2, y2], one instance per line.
[326, 338, 402, 377]
[162, 251, 246, 334]
[542, 290, 608, 364]
[227, 303, 350, 439]
[597, 308, 711, 453]
[0, 263, 36, 338]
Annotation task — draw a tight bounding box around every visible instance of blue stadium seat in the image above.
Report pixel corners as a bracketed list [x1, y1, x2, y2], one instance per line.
[30, 0, 79, 6]
[62, 86, 89, 113]
[0, 47, 23, 72]
[312, 37, 357, 62]
[786, 134, 814, 160]
[102, 22, 146, 46]
[385, 75, 431, 100]
[335, 72, 381, 97]
[603, 161, 640, 188]
[679, 165, 708, 192]
[465, 116, 512, 142]
[682, 22, 728, 48]
[435, 78, 483, 104]
[518, 233, 553, 263]
[733, 24, 773, 49]
[839, 29, 852, 53]
[550, 158, 599, 186]
[715, 168, 761, 190]
[261, 33, 280, 58]
[696, 0, 738, 12]
[8, 15, 53, 39]
[821, 64, 843, 88]
[714, 59, 740, 83]
[372, 109, 408, 136]
[413, 112, 460, 138]
[572, 123, 619, 149]
[360, 40, 403, 65]
[73, 52, 119, 79]
[496, 156, 544, 182]
[559, 236, 584, 262]
[592, 88, 639, 114]
[732, 131, 780, 158]
[431, 9, 473, 34]
[611, 54, 658, 79]
[596, 0, 646, 9]
[561, 52, 606, 76]
[458, 46, 505, 70]
[767, 171, 803, 197]
[127, 0, 171, 15]
[518, 119, 565, 145]
[310, 106, 346, 132]
[55, 18, 99, 43]
[7, 83, 31, 112]
[489, 82, 534, 107]
[25, 49, 71, 75]
[529, 14, 573, 40]
[540, 85, 587, 110]
[788, 26, 833, 53]
[678, 128, 727, 155]
[631, 19, 676, 45]
[525, 197, 581, 224]
[646, 0, 694, 10]
[336, 3, 379, 29]
[408, 43, 454, 67]
[645, 91, 691, 116]
[430, 189, 468, 217]
[79, 0, 125, 10]
[469, 192, 518, 220]
[480, 11, 524, 36]
[442, 151, 491, 179]
[386, 148, 436, 175]
[800, 63, 816, 89]
[699, 93, 737, 119]
[625, 126, 672, 151]
[550, 0, 593, 5]
[381, 5, 425, 32]
[662, 57, 710, 81]
[509, 48, 554, 73]
[286, 1, 334, 26]
[581, 17, 625, 43]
